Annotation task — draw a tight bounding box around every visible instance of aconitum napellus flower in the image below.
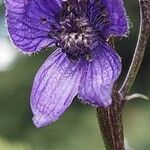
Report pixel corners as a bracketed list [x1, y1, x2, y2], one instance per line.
[5, 0, 128, 127]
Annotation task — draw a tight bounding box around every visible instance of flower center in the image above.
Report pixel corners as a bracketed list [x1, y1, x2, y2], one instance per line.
[55, 1, 95, 62]
[60, 18, 94, 61]
[51, 0, 110, 62]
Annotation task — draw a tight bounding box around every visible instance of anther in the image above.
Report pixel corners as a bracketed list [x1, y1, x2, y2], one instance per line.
[41, 17, 47, 24]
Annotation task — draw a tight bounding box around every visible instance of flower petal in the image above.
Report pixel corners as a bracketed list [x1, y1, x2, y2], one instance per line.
[5, 0, 61, 53]
[78, 42, 121, 107]
[102, 0, 129, 37]
[31, 49, 82, 128]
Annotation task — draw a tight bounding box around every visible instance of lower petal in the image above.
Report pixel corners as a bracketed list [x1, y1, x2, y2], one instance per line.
[31, 49, 82, 127]
[78, 42, 121, 107]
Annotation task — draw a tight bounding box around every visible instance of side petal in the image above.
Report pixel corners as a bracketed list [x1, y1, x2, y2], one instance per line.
[5, 0, 61, 53]
[78, 42, 122, 107]
[102, 0, 129, 37]
[31, 49, 82, 128]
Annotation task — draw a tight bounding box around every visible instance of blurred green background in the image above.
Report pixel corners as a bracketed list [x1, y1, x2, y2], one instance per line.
[0, 0, 150, 150]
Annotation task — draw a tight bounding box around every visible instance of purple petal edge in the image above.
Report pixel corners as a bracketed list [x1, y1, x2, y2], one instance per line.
[5, 0, 61, 53]
[31, 49, 82, 128]
[78, 41, 122, 108]
[102, 0, 129, 37]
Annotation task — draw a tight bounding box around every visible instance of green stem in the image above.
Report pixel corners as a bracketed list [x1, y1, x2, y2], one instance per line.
[96, 1, 150, 149]
[96, 89, 124, 150]
[119, 0, 150, 98]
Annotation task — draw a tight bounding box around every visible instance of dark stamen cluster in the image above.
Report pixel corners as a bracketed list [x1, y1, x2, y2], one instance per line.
[60, 17, 94, 61]
[55, 0, 110, 62]
[56, 1, 93, 61]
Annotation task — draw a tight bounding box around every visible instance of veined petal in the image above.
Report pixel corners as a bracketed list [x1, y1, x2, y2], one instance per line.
[87, 0, 128, 37]
[55, 0, 62, 7]
[78, 42, 122, 107]
[31, 49, 82, 128]
[102, 0, 129, 37]
[5, 0, 61, 53]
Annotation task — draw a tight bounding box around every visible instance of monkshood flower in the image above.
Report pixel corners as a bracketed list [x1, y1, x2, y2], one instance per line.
[5, 0, 128, 127]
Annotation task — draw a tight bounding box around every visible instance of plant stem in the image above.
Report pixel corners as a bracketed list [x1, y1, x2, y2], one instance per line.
[96, 1, 150, 149]
[96, 89, 124, 150]
[119, 0, 150, 98]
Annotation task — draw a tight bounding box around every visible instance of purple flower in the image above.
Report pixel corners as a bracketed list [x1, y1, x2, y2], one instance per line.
[5, 0, 128, 127]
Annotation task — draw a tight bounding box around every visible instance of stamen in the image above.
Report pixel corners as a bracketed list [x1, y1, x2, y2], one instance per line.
[41, 17, 47, 24]
[56, 0, 109, 61]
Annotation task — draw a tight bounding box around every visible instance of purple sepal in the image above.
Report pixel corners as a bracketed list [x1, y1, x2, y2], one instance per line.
[31, 49, 82, 127]
[5, 0, 61, 53]
[102, 0, 129, 37]
[78, 41, 122, 107]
